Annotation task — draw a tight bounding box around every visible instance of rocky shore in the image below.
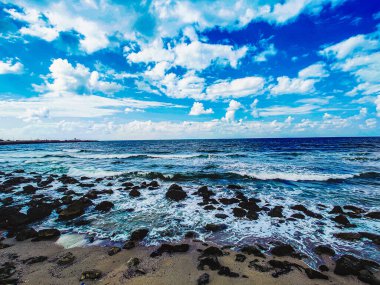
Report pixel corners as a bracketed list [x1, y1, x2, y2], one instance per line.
[1, 170, 380, 284]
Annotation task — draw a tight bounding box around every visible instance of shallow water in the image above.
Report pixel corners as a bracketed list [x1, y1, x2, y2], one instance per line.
[1, 137, 379, 267]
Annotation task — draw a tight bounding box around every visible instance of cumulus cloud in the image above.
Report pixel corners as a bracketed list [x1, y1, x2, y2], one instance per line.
[223, 100, 242, 122]
[204, 76, 265, 100]
[34, 58, 123, 95]
[189, 102, 214, 116]
[20, 107, 50, 122]
[298, 62, 328, 79]
[0, 58, 24, 74]
[254, 43, 277, 62]
[270, 76, 316, 95]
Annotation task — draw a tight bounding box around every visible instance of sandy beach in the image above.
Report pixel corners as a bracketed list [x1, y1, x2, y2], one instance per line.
[0, 233, 378, 285]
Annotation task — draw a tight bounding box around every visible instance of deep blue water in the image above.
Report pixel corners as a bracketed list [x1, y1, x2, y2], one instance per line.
[1, 137, 379, 266]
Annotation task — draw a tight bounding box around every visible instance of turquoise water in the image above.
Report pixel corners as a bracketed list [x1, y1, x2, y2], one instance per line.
[0, 137, 379, 266]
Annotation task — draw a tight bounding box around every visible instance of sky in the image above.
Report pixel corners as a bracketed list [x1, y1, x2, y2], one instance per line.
[0, 0, 379, 140]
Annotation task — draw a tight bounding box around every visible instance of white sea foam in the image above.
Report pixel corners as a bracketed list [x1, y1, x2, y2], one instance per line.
[239, 171, 354, 181]
[67, 167, 124, 178]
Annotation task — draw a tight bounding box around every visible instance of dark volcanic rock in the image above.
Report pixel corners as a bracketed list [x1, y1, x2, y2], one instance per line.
[15, 228, 37, 241]
[58, 203, 85, 220]
[319, 265, 329, 272]
[197, 273, 210, 285]
[268, 260, 298, 278]
[232, 207, 246, 218]
[238, 201, 260, 212]
[334, 232, 362, 241]
[218, 266, 239, 277]
[34, 229, 60, 241]
[291, 213, 305, 219]
[204, 223, 227, 232]
[197, 256, 221, 271]
[246, 211, 259, 220]
[108, 247, 121, 256]
[123, 241, 135, 250]
[358, 269, 380, 284]
[227, 184, 243, 190]
[343, 205, 364, 214]
[95, 201, 114, 212]
[129, 189, 141, 197]
[165, 184, 187, 201]
[22, 185, 37, 194]
[0, 206, 28, 228]
[240, 245, 265, 258]
[314, 245, 335, 256]
[195, 186, 214, 199]
[57, 252, 75, 266]
[332, 214, 353, 226]
[58, 175, 79, 185]
[80, 270, 102, 281]
[330, 206, 344, 214]
[130, 229, 149, 241]
[268, 206, 284, 218]
[365, 211, 380, 219]
[214, 213, 228, 219]
[23, 256, 48, 265]
[304, 268, 328, 280]
[27, 203, 53, 222]
[270, 243, 295, 257]
[235, 254, 246, 262]
[291, 204, 323, 219]
[334, 255, 379, 277]
[150, 244, 189, 257]
[218, 197, 239, 205]
[201, 246, 223, 257]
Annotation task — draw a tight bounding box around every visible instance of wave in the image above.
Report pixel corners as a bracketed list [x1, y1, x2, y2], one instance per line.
[67, 167, 124, 178]
[353, 171, 380, 179]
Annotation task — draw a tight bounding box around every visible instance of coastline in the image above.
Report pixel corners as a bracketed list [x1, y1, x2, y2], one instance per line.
[0, 140, 97, 146]
[1, 234, 377, 285]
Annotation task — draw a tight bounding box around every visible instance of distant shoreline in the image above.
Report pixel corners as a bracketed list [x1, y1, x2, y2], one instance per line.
[0, 139, 97, 146]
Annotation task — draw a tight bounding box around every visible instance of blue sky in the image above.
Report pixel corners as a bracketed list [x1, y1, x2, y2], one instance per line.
[0, 0, 379, 140]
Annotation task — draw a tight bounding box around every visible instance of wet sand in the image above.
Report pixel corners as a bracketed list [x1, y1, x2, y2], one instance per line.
[0, 235, 376, 285]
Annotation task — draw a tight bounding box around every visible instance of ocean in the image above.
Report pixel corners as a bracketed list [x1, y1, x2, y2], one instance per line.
[1, 137, 379, 267]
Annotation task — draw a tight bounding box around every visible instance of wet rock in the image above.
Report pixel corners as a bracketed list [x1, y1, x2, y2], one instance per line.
[197, 256, 221, 271]
[27, 203, 53, 222]
[246, 211, 259, 220]
[268, 260, 294, 278]
[204, 223, 227, 232]
[58, 175, 79, 185]
[218, 197, 239, 205]
[22, 185, 37, 194]
[314, 245, 335, 256]
[204, 205, 216, 211]
[291, 204, 323, 219]
[0, 262, 16, 282]
[84, 190, 98, 199]
[184, 231, 197, 239]
[358, 269, 380, 284]
[149, 180, 160, 188]
[197, 273, 210, 285]
[150, 244, 189, 257]
[235, 254, 246, 262]
[108, 247, 121, 256]
[57, 252, 75, 266]
[343, 205, 364, 214]
[95, 201, 114, 212]
[319, 265, 329, 272]
[365, 211, 380, 219]
[291, 213, 305, 219]
[334, 255, 379, 277]
[0, 243, 11, 249]
[130, 229, 149, 241]
[166, 184, 187, 201]
[334, 232, 362, 241]
[268, 206, 284, 218]
[360, 232, 380, 245]
[201, 246, 223, 257]
[122, 182, 134, 188]
[37, 176, 54, 187]
[330, 206, 344, 214]
[15, 228, 37, 241]
[0, 206, 28, 228]
[238, 201, 260, 212]
[57, 198, 91, 220]
[227, 184, 243, 190]
[332, 214, 354, 227]
[80, 270, 102, 281]
[248, 260, 272, 272]
[304, 268, 328, 280]
[195, 186, 214, 199]
[33, 228, 60, 241]
[270, 243, 295, 257]
[129, 189, 141, 197]
[215, 213, 228, 219]
[218, 266, 239, 277]
[0, 197, 13, 206]
[23, 256, 48, 265]
[127, 257, 140, 268]
[3, 176, 32, 187]
[232, 207, 246, 218]
[123, 241, 135, 250]
[241, 245, 265, 258]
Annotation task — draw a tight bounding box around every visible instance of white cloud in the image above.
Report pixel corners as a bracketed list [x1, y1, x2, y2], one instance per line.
[270, 76, 316, 95]
[204, 76, 265, 100]
[321, 34, 379, 59]
[223, 100, 242, 122]
[189, 102, 214, 116]
[258, 104, 319, 116]
[365, 118, 376, 128]
[254, 43, 277, 62]
[298, 62, 328, 79]
[376, 95, 380, 117]
[35, 58, 123, 95]
[0, 58, 24, 74]
[20, 107, 50, 123]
